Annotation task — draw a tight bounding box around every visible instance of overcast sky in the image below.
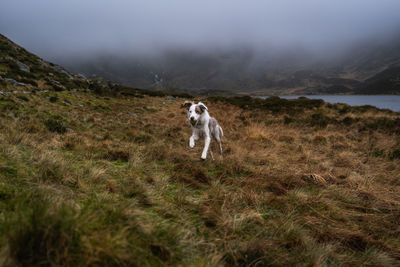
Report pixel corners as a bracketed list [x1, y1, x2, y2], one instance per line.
[1, 0, 400, 61]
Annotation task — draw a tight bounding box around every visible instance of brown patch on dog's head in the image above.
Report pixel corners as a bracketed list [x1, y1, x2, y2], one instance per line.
[195, 105, 202, 114]
[196, 102, 208, 114]
[182, 101, 194, 109]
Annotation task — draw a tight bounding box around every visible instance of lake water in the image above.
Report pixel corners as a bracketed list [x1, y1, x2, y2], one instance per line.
[276, 95, 400, 112]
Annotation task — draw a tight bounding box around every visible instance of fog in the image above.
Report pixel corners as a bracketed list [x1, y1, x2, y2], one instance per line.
[1, 0, 400, 62]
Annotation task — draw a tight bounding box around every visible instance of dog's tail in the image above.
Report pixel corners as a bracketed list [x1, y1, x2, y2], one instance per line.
[219, 125, 224, 137]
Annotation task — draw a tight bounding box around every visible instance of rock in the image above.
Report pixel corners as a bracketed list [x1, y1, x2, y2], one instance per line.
[49, 72, 54, 76]
[4, 78, 25, 87]
[3, 57, 30, 72]
[167, 96, 175, 101]
[77, 73, 87, 80]
[51, 65, 73, 79]
[16, 61, 30, 72]
[38, 59, 50, 68]
[128, 112, 138, 117]
[0, 91, 11, 96]
[60, 69, 73, 79]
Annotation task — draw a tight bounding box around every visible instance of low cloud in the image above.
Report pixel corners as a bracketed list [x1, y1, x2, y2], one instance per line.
[1, 0, 399, 61]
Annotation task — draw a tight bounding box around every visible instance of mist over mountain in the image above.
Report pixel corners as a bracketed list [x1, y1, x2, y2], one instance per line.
[58, 36, 400, 94]
[1, 0, 400, 94]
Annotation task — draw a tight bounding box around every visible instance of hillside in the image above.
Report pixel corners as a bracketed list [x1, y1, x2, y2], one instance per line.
[355, 66, 400, 94]
[1, 34, 400, 266]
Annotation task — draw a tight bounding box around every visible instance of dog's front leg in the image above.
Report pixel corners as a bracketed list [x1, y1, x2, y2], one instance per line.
[189, 135, 195, 148]
[201, 132, 211, 160]
[189, 133, 198, 148]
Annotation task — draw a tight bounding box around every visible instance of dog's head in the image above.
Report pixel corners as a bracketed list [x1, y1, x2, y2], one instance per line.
[182, 101, 208, 126]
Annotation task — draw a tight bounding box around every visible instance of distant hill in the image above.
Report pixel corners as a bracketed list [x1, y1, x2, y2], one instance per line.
[58, 37, 400, 95]
[354, 66, 400, 94]
[2, 32, 400, 96]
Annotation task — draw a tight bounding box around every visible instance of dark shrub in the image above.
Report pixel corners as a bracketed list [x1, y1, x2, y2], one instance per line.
[170, 92, 193, 98]
[351, 105, 379, 113]
[131, 132, 153, 143]
[52, 85, 64, 92]
[142, 90, 167, 97]
[44, 114, 67, 133]
[284, 116, 294, 124]
[20, 78, 38, 86]
[342, 116, 356, 126]
[313, 135, 327, 145]
[339, 105, 351, 114]
[389, 149, 400, 160]
[369, 149, 385, 158]
[0, 98, 18, 111]
[209, 95, 324, 114]
[364, 117, 398, 132]
[93, 104, 111, 111]
[308, 113, 333, 128]
[102, 149, 130, 162]
[16, 94, 29, 102]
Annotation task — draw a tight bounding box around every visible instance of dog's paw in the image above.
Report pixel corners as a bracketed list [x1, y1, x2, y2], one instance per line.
[201, 155, 207, 160]
[189, 140, 195, 148]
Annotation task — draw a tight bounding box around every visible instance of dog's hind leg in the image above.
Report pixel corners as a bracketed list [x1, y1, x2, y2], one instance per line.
[214, 126, 223, 155]
[209, 149, 214, 160]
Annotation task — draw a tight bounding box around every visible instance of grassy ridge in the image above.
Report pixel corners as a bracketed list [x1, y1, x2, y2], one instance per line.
[0, 89, 399, 266]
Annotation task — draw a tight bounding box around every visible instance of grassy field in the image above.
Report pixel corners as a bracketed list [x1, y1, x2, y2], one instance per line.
[1, 34, 400, 266]
[0, 89, 399, 266]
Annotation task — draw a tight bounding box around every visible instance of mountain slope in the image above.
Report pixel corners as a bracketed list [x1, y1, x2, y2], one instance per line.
[0, 34, 89, 92]
[355, 66, 400, 94]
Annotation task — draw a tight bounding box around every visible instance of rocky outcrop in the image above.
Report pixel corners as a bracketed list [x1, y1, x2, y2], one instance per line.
[4, 78, 25, 86]
[16, 60, 30, 72]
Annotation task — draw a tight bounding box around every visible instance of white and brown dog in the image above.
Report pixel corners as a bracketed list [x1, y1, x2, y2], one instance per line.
[183, 101, 223, 160]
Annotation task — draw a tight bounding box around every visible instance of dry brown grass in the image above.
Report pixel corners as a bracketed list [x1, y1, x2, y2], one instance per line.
[0, 90, 399, 266]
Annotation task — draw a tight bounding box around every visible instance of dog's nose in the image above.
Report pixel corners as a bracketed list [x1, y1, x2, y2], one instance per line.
[190, 117, 195, 121]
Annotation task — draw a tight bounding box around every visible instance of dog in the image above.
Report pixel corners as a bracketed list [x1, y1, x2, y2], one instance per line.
[182, 101, 223, 160]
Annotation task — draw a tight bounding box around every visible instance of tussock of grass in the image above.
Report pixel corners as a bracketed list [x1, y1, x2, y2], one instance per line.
[0, 86, 399, 265]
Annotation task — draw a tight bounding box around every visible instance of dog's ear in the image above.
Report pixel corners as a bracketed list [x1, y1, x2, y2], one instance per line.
[198, 102, 208, 112]
[182, 101, 194, 109]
